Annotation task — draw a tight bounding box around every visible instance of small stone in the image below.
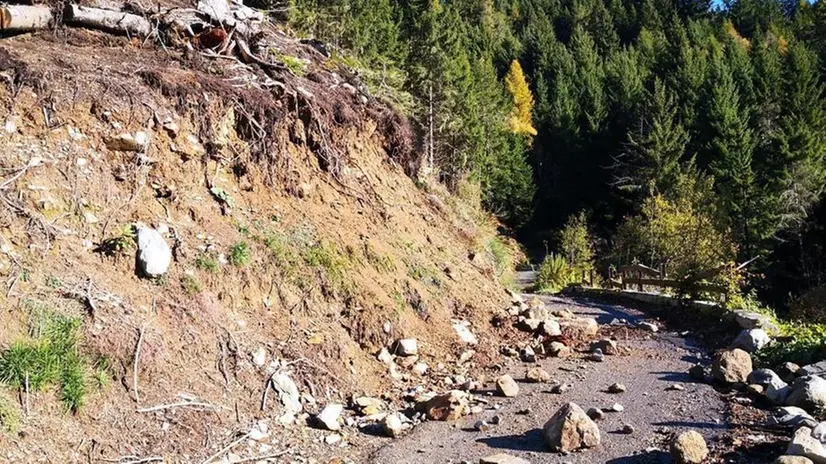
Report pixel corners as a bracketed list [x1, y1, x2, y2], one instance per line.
[470, 406, 484, 415]
[547, 341, 571, 358]
[382, 412, 404, 438]
[550, 383, 570, 394]
[397, 355, 419, 368]
[526, 367, 552, 383]
[712, 349, 753, 384]
[474, 420, 490, 432]
[324, 433, 341, 445]
[394, 338, 418, 356]
[587, 408, 604, 420]
[589, 348, 605, 362]
[479, 453, 531, 464]
[671, 430, 709, 464]
[639, 321, 659, 332]
[608, 383, 626, 394]
[459, 350, 475, 364]
[251, 347, 267, 367]
[591, 339, 619, 356]
[424, 390, 469, 421]
[377, 348, 393, 364]
[621, 424, 635, 434]
[689, 364, 707, 380]
[490, 415, 502, 425]
[316, 403, 343, 431]
[667, 384, 686, 391]
[748, 384, 765, 395]
[520, 346, 536, 363]
[136, 225, 172, 277]
[412, 362, 429, 376]
[774, 457, 814, 464]
[609, 403, 624, 412]
[543, 402, 601, 452]
[496, 375, 519, 397]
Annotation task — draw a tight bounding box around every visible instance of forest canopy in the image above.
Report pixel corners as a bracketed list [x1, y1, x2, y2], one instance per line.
[286, 0, 826, 312]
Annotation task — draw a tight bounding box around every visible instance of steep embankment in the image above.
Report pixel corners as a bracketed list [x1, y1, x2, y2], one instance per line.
[0, 23, 513, 462]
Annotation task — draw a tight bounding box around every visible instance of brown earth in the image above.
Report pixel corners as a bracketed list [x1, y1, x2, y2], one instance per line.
[0, 23, 517, 463]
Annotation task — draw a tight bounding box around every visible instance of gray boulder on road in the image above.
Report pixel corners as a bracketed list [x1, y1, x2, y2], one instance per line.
[787, 426, 826, 463]
[543, 402, 600, 452]
[788, 376, 826, 413]
[711, 349, 753, 384]
[731, 328, 771, 352]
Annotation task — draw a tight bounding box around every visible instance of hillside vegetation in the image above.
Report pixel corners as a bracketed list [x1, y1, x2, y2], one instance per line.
[286, 0, 826, 317]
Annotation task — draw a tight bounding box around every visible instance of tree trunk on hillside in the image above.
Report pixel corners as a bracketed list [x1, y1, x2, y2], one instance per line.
[63, 4, 152, 37]
[0, 5, 53, 32]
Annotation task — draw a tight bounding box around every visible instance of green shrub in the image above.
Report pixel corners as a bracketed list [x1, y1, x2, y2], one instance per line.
[754, 322, 826, 368]
[195, 254, 219, 273]
[536, 253, 574, 294]
[181, 275, 202, 295]
[0, 310, 88, 412]
[558, 211, 594, 273]
[0, 395, 19, 434]
[228, 242, 251, 267]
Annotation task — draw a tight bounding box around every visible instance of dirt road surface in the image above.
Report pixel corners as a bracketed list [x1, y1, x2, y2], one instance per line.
[370, 292, 729, 463]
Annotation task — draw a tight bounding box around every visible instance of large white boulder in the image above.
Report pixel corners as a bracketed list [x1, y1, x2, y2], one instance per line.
[731, 328, 771, 352]
[136, 225, 171, 277]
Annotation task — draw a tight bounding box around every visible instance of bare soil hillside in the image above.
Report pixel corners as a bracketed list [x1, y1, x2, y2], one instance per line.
[0, 19, 515, 463]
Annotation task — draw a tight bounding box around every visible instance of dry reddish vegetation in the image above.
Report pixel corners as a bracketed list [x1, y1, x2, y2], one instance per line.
[0, 25, 512, 462]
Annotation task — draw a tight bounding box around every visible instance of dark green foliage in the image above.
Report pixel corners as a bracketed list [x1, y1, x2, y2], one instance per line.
[287, 0, 826, 313]
[0, 309, 88, 413]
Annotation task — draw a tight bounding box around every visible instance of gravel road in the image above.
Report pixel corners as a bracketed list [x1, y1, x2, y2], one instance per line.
[370, 293, 729, 463]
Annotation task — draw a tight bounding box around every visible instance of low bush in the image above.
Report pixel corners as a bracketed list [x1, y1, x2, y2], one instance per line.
[536, 253, 573, 294]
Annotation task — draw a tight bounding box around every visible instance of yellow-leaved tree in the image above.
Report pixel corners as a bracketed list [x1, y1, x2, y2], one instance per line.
[504, 59, 538, 136]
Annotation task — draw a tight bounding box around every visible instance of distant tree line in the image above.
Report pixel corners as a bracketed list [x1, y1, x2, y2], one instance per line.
[285, 0, 826, 310]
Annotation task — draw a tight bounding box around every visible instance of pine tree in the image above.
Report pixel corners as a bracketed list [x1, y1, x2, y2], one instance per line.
[505, 60, 538, 136]
[615, 79, 689, 197]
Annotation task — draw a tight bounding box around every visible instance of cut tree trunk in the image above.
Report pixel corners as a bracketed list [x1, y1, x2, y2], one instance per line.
[63, 4, 152, 37]
[0, 5, 53, 32]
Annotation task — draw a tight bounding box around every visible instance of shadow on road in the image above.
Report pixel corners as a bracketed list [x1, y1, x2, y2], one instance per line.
[476, 428, 546, 453]
[604, 449, 670, 463]
[651, 420, 729, 430]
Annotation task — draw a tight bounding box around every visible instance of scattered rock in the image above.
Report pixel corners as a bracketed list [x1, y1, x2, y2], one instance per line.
[608, 403, 624, 412]
[547, 342, 572, 358]
[550, 383, 570, 395]
[136, 225, 172, 277]
[711, 349, 753, 384]
[787, 426, 826, 463]
[588, 349, 605, 362]
[270, 373, 302, 424]
[316, 403, 343, 431]
[412, 362, 429, 376]
[748, 384, 765, 395]
[251, 347, 267, 367]
[490, 415, 502, 425]
[496, 375, 519, 398]
[382, 412, 404, 438]
[452, 320, 478, 345]
[801, 361, 826, 378]
[769, 406, 817, 429]
[639, 321, 659, 332]
[749, 369, 782, 387]
[587, 408, 605, 420]
[774, 456, 815, 464]
[479, 453, 531, 464]
[394, 339, 418, 356]
[353, 397, 383, 416]
[689, 364, 707, 380]
[788, 376, 826, 412]
[734, 310, 780, 334]
[397, 355, 420, 368]
[106, 131, 149, 152]
[516, 318, 542, 332]
[424, 390, 469, 421]
[543, 402, 601, 452]
[731, 328, 772, 353]
[377, 348, 393, 364]
[558, 318, 599, 340]
[591, 339, 618, 356]
[541, 319, 562, 337]
[526, 367, 552, 383]
[778, 362, 803, 381]
[324, 433, 341, 445]
[474, 420, 490, 432]
[520, 346, 536, 363]
[459, 350, 476, 364]
[608, 383, 627, 394]
[671, 430, 709, 464]
[666, 384, 685, 392]
[621, 424, 635, 434]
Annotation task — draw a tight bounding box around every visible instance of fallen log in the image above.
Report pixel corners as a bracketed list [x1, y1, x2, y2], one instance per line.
[0, 5, 53, 32]
[63, 4, 152, 37]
